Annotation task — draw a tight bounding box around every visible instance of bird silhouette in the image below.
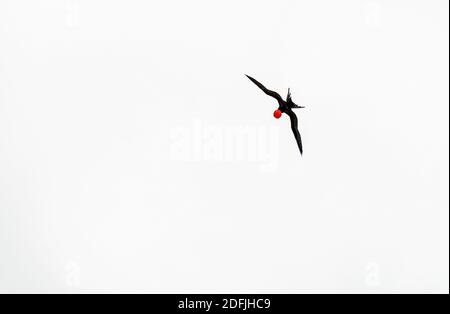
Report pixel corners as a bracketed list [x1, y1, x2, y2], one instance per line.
[246, 74, 304, 155]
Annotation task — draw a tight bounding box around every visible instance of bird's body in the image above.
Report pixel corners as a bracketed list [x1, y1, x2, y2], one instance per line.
[246, 74, 304, 155]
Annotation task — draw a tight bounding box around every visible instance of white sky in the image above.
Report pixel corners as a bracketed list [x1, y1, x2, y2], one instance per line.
[0, 0, 448, 293]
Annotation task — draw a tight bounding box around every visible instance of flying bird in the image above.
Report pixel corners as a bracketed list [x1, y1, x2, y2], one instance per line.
[246, 74, 305, 155]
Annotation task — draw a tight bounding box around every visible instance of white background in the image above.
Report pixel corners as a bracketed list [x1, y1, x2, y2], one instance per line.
[0, 0, 448, 293]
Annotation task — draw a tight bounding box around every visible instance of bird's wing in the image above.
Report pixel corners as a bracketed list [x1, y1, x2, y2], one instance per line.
[285, 110, 303, 155]
[246, 75, 283, 102]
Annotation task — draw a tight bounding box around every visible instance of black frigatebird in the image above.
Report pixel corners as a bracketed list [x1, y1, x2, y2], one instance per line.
[245, 74, 305, 155]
